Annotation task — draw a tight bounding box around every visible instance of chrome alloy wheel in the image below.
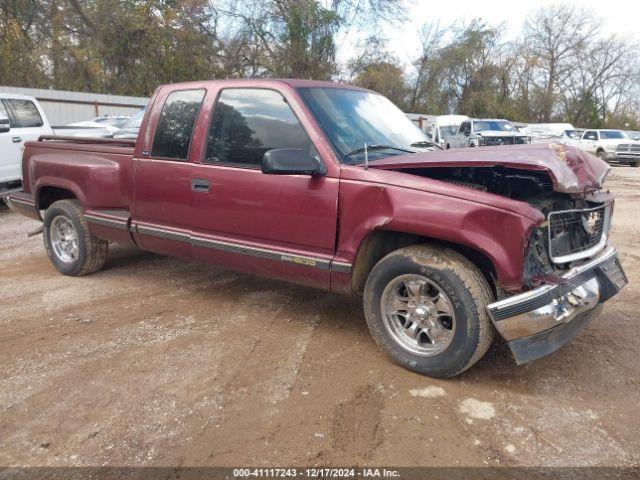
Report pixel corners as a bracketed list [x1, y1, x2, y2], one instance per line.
[50, 215, 79, 263]
[381, 274, 456, 356]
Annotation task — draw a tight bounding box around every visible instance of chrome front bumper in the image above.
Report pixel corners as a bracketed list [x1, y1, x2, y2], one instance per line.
[487, 246, 627, 364]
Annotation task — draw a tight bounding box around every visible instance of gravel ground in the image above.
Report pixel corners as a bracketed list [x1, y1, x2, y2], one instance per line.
[0, 167, 639, 468]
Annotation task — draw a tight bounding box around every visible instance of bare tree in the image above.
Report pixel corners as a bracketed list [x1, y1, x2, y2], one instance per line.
[523, 4, 599, 121]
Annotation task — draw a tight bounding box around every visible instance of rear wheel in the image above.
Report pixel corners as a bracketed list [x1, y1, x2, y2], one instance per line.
[363, 245, 495, 378]
[43, 199, 108, 276]
[631, 161, 639, 167]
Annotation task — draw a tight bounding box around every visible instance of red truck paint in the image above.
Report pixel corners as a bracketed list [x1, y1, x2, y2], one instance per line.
[16, 79, 608, 295]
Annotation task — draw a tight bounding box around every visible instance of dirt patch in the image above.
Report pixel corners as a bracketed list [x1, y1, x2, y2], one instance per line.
[328, 385, 384, 464]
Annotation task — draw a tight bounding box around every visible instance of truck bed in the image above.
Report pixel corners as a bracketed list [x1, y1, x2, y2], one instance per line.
[20, 135, 136, 212]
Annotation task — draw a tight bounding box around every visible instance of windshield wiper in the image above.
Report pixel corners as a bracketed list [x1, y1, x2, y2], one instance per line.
[410, 140, 443, 150]
[345, 144, 414, 158]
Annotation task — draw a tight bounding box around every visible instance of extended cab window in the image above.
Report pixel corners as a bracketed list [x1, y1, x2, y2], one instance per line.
[3, 99, 43, 128]
[151, 89, 205, 160]
[205, 89, 311, 167]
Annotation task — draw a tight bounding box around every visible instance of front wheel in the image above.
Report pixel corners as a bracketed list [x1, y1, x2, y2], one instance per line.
[597, 151, 608, 163]
[43, 199, 108, 276]
[363, 245, 495, 378]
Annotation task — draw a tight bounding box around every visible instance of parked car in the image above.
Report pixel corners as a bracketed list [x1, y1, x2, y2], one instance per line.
[423, 115, 469, 149]
[0, 94, 53, 200]
[449, 118, 531, 148]
[576, 129, 640, 166]
[51, 125, 116, 138]
[112, 108, 146, 139]
[519, 123, 579, 144]
[68, 115, 131, 133]
[6, 79, 626, 378]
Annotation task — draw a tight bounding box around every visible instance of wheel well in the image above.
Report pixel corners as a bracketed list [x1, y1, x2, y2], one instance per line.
[596, 147, 605, 154]
[38, 186, 76, 210]
[350, 230, 498, 296]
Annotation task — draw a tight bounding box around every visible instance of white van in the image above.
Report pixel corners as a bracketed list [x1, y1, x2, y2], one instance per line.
[1, 94, 53, 198]
[423, 115, 469, 149]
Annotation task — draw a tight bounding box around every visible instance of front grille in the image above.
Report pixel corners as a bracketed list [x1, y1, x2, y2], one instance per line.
[616, 144, 640, 153]
[548, 205, 609, 262]
[481, 136, 529, 146]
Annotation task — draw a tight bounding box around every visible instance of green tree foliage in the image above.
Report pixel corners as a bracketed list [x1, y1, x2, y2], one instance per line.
[348, 36, 408, 108]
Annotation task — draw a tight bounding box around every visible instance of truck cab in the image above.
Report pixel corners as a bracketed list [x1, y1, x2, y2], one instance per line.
[0, 94, 53, 198]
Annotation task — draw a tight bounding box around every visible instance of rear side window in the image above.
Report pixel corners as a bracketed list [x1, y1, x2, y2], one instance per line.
[205, 88, 311, 167]
[3, 99, 44, 128]
[151, 89, 205, 160]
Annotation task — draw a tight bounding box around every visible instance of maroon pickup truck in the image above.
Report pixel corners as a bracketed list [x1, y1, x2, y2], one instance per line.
[7, 79, 627, 378]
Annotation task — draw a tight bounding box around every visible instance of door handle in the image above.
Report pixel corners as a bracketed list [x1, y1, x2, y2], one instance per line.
[191, 178, 210, 192]
[12, 136, 22, 143]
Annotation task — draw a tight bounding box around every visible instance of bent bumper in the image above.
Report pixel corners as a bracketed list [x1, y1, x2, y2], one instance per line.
[487, 246, 627, 364]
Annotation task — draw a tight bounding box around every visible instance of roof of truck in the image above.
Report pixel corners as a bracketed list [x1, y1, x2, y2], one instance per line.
[0, 93, 39, 101]
[160, 78, 367, 91]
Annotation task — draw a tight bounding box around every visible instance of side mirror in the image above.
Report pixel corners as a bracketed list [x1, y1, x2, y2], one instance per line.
[262, 148, 325, 176]
[0, 119, 10, 133]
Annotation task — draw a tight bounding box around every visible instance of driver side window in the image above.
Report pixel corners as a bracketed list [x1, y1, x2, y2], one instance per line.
[205, 88, 312, 167]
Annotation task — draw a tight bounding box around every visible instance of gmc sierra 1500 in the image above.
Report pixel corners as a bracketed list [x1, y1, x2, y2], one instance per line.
[6, 79, 627, 378]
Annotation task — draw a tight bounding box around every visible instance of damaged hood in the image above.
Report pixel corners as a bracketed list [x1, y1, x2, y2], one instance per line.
[367, 143, 609, 193]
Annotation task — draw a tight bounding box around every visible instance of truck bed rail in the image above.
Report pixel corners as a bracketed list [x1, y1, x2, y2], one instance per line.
[37, 135, 136, 147]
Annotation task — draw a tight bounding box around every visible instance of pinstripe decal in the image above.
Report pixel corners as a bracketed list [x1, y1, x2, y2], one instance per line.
[84, 214, 129, 230]
[332, 261, 352, 274]
[133, 221, 349, 272]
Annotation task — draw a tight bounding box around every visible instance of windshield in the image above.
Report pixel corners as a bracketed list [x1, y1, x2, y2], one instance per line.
[439, 125, 459, 138]
[473, 120, 515, 132]
[298, 87, 428, 164]
[600, 130, 625, 139]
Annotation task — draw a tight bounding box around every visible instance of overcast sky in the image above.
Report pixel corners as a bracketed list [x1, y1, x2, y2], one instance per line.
[336, 0, 640, 68]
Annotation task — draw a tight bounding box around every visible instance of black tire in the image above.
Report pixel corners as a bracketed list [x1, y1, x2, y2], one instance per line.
[363, 245, 495, 378]
[631, 162, 639, 168]
[597, 150, 607, 163]
[43, 199, 108, 276]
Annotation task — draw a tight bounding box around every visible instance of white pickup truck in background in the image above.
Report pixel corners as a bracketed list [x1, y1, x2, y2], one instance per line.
[0, 94, 53, 199]
[0, 94, 121, 204]
[576, 129, 640, 167]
